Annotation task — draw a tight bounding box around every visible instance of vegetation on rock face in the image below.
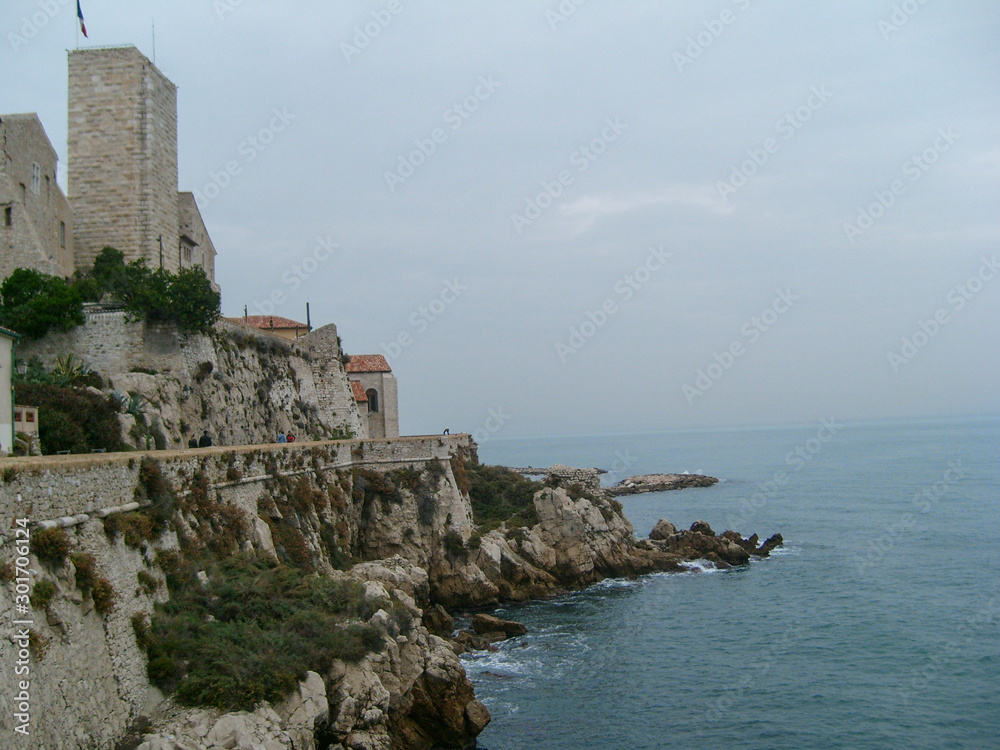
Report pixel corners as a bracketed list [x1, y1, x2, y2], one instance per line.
[0, 268, 84, 340]
[76, 247, 221, 333]
[30, 527, 72, 565]
[29, 579, 57, 609]
[142, 554, 387, 711]
[464, 460, 541, 532]
[14, 382, 125, 455]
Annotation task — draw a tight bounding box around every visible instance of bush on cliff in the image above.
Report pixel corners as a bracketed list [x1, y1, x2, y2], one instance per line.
[14, 383, 125, 455]
[76, 247, 221, 333]
[143, 554, 386, 711]
[0, 268, 84, 339]
[465, 460, 540, 532]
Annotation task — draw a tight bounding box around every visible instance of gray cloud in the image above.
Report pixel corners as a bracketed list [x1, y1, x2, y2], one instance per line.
[3, 0, 998, 436]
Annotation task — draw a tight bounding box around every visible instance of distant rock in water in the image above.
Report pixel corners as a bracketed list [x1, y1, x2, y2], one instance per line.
[637, 518, 784, 568]
[608, 473, 719, 496]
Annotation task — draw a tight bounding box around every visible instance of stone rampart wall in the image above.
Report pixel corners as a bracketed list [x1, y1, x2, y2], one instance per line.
[0, 433, 471, 749]
[0, 434, 470, 527]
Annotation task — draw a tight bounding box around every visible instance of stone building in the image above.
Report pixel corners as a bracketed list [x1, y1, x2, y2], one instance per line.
[68, 46, 215, 280]
[178, 192, 218, 283]
[0, 326, 17, 455]
[1, 46, 218, 287]
[0, 114, 76, 280]
[346, 354, 399, 438]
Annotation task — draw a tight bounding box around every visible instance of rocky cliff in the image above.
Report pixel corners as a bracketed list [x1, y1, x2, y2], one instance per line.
[17, 313, 367, 448]
[0, 439, 780, 749]
[0, 438, 490, 750]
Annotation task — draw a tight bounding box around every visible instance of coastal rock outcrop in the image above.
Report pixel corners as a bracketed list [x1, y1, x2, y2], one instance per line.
[128, 615, 489, 750]
[638, 519, 784, 568]
[608, 473, 719, 495]
[472, 613, 528, 638]
[0, 435, 779, 750]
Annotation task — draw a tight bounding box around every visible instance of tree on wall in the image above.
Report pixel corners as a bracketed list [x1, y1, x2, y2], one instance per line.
[0, 268, 85, 339]
[76, 247, 221, 333]
[167, 266, 221, 333]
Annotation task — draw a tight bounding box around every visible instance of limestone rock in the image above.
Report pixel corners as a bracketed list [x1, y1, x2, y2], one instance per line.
[608, 473, 719, 496]
[275, 671, 328, 750]
[690, 520, 715, 536]
[649, 519, 677, 540]
[472, 613, 527, 638]
[350, 556, 430, 607]
[422, 604, 455, 637]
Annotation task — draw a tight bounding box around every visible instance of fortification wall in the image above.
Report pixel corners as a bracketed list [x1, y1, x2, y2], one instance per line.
[17, 315, 368, 448]
[0, 434, 472, 749]
[0, 435, 469, 525]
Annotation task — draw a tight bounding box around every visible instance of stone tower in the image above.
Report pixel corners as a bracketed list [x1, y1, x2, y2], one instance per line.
[68, 46, 179, 272]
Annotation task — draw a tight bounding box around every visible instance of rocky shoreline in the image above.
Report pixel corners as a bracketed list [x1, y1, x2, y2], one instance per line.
[3, 446, 780, 750]
[608, 473, 719, 495]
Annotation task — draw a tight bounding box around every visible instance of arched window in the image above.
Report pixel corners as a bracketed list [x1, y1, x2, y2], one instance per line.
[366, 389, 379, 413]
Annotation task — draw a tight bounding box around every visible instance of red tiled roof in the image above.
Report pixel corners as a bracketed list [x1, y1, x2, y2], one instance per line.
[345, 354, 391, 373]
[350, 381, 368, 402]
[227, 315, 310, 331]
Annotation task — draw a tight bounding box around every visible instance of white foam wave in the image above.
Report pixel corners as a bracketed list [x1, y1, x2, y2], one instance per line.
[591, 577, 642, 591]
[767, 543, 799, 556]
[679, 559, 723, 574]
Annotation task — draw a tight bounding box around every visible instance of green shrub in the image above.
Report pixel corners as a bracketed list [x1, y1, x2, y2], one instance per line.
[132, 612, 152, 650]
[70, 552, 98, 592]
[137, 570, 160, 594]
[14, 383, 125, 454]
[104, 512, 157, 548]
[77, 249, 221, 333]
[289, 477, 327, 513]
[31, 527, 71, 565]
[91, 578, 117, 615]
[450, 455, 470, 495]
[565, 482, 596, 502]
[465, 460, 541, 532]
[352, 468, 402, 506]
[29, 579, 57, 609]
[443, 529, 466, 558]
[143, 555, 386, 711]
[135, 457, 177, 530]
[0, 268, 84, 339]
[389, 466, 423, 491]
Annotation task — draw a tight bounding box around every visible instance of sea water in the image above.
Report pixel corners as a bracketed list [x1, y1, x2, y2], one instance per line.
[466, 416, 1000, 750]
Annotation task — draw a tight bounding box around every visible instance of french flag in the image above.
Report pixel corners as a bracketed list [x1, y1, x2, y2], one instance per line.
[77, 0, 88, 38]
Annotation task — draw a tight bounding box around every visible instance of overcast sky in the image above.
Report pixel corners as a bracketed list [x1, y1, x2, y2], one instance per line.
[4, 1, 998, 438]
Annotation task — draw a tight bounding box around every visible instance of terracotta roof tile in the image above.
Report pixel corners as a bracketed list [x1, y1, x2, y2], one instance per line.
[226, 315, 310, 331]
[345, 354, 391, 373]
[350, 381, 368, 401]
